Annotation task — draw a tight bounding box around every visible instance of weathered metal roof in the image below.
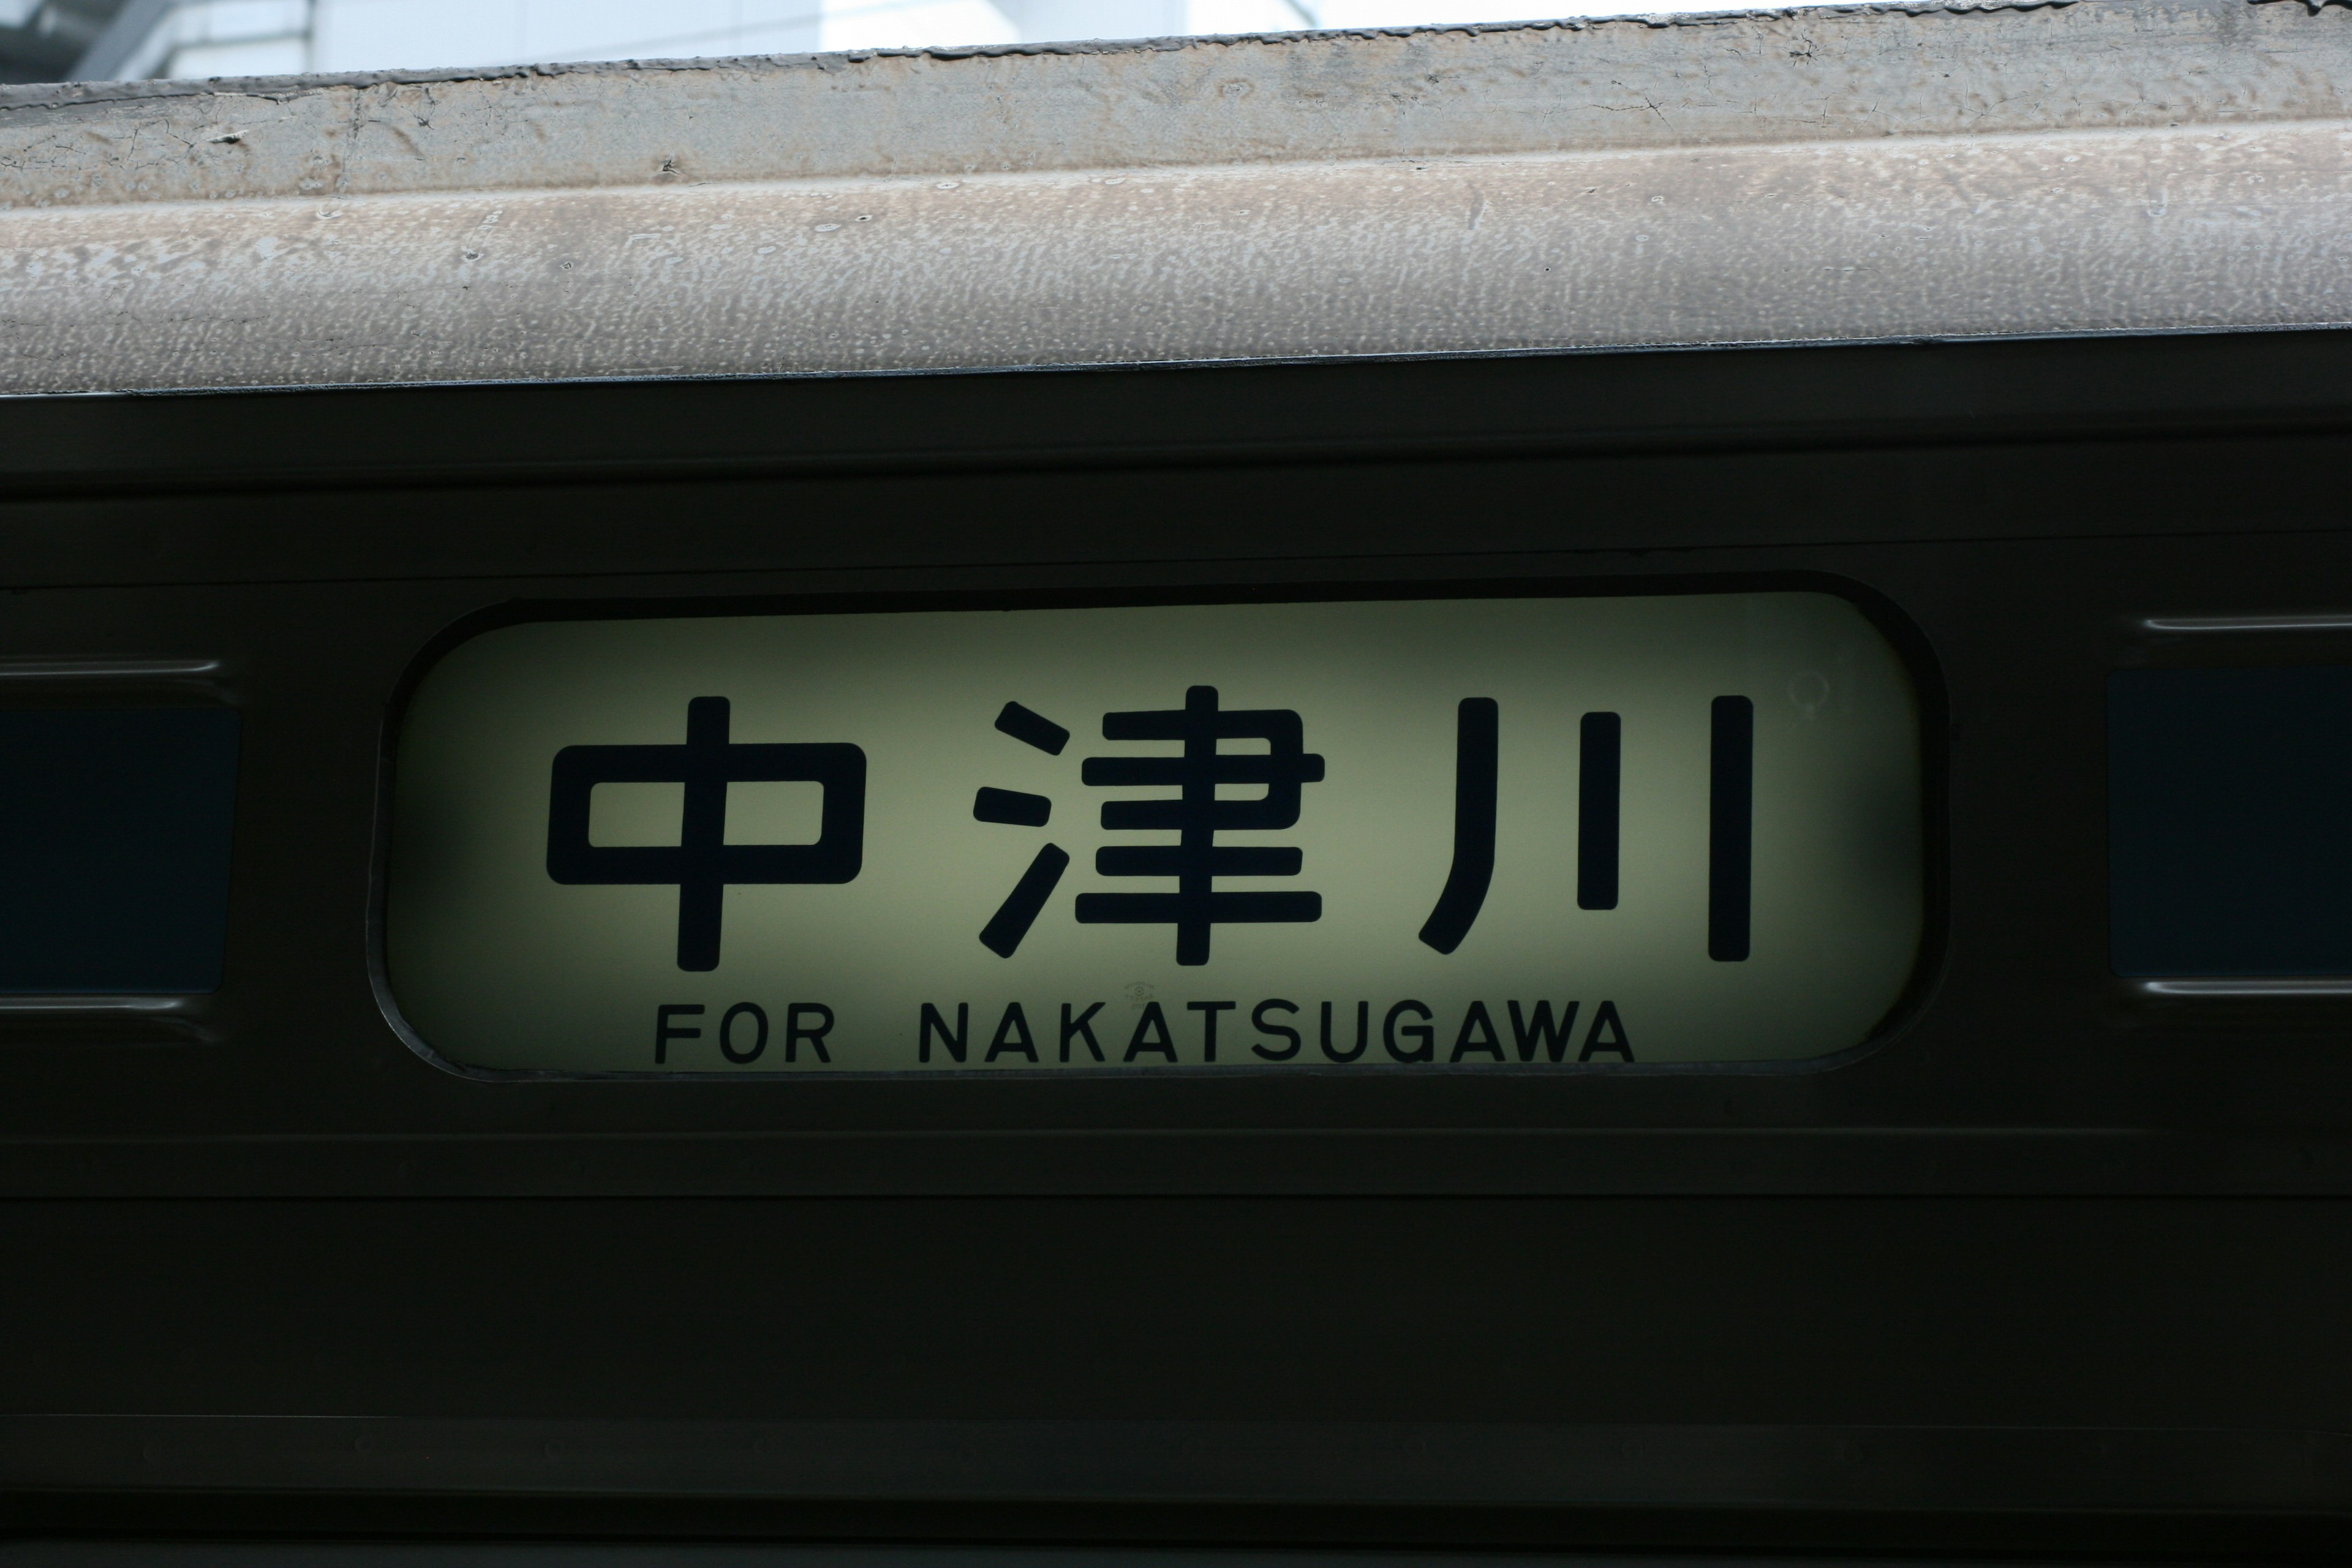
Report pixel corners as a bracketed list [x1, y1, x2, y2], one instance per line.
[3, 1, 2350, 392]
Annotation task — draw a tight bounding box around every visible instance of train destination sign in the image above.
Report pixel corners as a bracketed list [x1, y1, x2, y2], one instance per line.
[381, 591, 1926, 1074]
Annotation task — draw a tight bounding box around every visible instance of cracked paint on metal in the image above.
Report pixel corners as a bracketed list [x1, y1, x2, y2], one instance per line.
[4, 123, 2349, 393]
[1, 2, 2346, 209]
[1, 0, 2349, 392]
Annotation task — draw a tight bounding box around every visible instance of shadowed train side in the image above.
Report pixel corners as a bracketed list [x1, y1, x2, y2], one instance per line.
[2, 3, 2351, 1558]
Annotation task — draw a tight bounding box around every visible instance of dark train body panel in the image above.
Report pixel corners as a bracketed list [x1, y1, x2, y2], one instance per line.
[1, 331, 2349, 1550]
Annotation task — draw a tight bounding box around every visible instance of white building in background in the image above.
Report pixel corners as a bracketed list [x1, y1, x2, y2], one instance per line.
[88, 0, 1321, 80]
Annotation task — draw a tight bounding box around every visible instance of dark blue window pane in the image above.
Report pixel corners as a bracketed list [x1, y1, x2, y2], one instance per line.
[0, 708, 240, 993]
[2111, 667, 2352, 976]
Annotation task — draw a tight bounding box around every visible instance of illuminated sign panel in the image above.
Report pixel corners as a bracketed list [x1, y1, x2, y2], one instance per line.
[382, 591, 1925, 1073]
